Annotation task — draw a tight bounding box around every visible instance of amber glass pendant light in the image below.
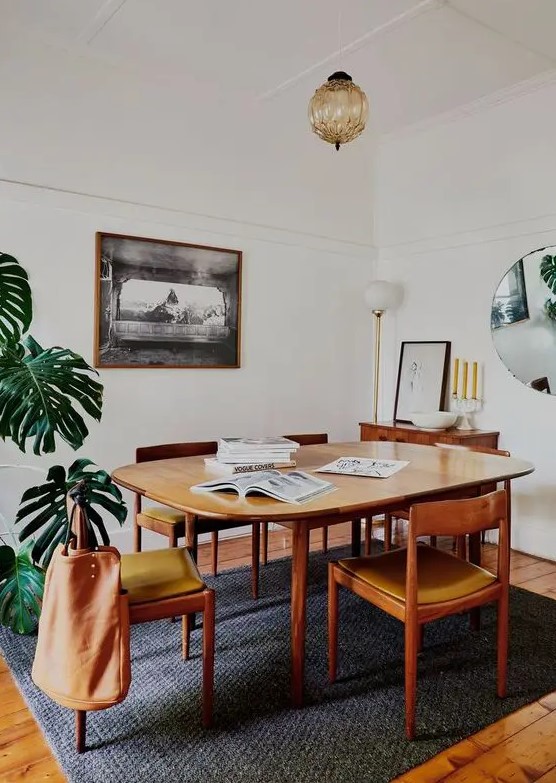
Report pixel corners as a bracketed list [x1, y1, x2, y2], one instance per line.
[308, 9, 369, 150]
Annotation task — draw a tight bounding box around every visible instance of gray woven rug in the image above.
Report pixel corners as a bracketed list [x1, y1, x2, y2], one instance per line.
[2, 544, 556, 783]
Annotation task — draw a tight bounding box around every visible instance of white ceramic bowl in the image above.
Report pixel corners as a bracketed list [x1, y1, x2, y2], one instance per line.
[410, 411, 458, 430]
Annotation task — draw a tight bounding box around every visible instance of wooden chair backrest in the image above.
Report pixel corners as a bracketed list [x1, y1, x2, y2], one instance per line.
[283, 433, 329, 446]
[434, 443, 512, 521]
[406, 490, 509, 613]
[434, 443, 510, 458]
[136, 441, 218, 463]
[409, 489, 507, 539]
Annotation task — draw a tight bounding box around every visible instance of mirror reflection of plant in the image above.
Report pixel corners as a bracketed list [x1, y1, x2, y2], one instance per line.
[544, 298, 556, 322]
[0, 252, 127, 635]
[540, 254, 556, 295]
[491, 299, 507, 328]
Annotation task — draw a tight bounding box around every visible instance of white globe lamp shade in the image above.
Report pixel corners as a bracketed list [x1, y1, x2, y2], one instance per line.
[364, 280, 403, 312]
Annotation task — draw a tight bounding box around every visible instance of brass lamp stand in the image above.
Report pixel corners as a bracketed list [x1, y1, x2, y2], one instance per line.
[371, 309, 384, 425]
[364, 281, 403, 424]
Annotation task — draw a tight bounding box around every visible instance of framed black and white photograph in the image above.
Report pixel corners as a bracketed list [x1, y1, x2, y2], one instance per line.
[393, 341, 451, 422]
[94, 232, 242, 368]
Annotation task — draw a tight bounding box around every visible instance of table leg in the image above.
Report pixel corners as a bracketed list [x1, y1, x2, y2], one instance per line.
[185, 515, 198, 561]
[351, 519, 362, 556]
[291, 522, 310, 707]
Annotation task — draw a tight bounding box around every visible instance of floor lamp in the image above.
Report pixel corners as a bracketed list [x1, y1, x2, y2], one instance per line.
[364, 280, 403, 424]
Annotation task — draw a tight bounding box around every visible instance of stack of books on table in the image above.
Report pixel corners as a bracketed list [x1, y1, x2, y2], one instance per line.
[204, 436, 300, 475]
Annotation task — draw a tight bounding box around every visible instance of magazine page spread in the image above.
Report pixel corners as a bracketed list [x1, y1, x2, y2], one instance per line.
[315, 457, 409, 479]
[191, 470, 335, 504]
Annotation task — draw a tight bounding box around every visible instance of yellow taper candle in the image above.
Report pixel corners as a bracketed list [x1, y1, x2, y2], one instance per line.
[462, 361, 468, 399]
[452, 358, 459, 396]
[472, 361, 478, 399]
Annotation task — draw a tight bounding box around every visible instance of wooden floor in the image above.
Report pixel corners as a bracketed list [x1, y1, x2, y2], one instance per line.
[2, 521, 556, 782]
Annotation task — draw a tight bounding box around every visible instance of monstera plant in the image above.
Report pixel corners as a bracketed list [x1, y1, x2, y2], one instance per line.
[0, 252, 126, 634]
[540, 254, 556, 295]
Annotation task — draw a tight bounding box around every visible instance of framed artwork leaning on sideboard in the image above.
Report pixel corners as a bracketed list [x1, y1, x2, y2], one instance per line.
[393, 341, 451, 423]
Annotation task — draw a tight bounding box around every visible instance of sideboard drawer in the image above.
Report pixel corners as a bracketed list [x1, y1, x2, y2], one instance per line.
[360, 422, 499, 450]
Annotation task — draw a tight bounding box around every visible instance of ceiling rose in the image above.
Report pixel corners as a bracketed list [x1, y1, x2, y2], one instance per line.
[308, 71, 368, 151]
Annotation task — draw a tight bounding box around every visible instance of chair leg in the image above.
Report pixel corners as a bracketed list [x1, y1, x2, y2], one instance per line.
[75, 710, 86, 753]
[169, 527, 178, 548]
[429, 535, 438, 548]
[322, 526, 328, 554]
[211, 532, 218, 577]
[364, 518, 372, 556]
[417, 624, 424, 653]
[261, 521, 269, 566]
[404, 619, 419, 740]
[133, 494, 142, 552]
[497, 592, 509, 698]
[251, 523, 260, 599]
[384, 513, 392, 551]
[182, 614, 192, 660]
[328, 563, 339, 683]
[351, 519, 362, 556]
[202, 589, 215, 729]
[133, 521, 142, 553]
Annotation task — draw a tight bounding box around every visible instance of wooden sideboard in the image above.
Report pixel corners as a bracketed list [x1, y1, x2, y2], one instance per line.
[359, 421, 499, 449]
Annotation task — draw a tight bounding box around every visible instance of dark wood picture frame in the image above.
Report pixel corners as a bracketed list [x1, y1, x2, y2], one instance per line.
[393, 341, 451, 423]
[94, 232, 242, 369]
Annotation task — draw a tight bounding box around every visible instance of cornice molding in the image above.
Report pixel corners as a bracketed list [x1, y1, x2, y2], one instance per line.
[0, 177, 376, 260]
[379, 210, 556, 261]
[379, 67, 556, 144]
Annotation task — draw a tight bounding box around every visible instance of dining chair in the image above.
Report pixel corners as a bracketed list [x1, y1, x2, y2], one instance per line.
[328, 490, 510, 739]
[364, 444, 511, 555]
[530, 376, 551, 393]
[134, 441, 261, 598]
[259, 433, 329, 566]
[70, 505, 215, 752]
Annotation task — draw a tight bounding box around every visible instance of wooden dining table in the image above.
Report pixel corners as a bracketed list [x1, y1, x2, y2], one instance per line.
[112, 440, 533, 707]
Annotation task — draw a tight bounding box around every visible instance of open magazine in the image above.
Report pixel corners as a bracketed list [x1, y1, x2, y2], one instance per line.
[315, 457, 409, 479]
[191, 470, 335, 504]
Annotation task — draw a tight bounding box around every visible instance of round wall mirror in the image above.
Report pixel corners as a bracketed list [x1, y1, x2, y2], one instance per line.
[491, 246, 555, 394]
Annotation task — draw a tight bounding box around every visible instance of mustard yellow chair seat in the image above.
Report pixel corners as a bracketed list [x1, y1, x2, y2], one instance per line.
[140, 506, 185, 525]
[339, 544, 496, 605]
[121, 547, 205, 604]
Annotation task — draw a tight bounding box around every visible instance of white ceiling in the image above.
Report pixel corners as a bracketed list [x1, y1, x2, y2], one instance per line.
[2, 0, 556, 134]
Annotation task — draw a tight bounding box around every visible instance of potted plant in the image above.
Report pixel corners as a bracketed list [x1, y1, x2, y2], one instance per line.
[0, 252, 126, 634]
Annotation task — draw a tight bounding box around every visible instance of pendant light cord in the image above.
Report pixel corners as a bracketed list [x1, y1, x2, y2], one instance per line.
[338, 6, 343, 68]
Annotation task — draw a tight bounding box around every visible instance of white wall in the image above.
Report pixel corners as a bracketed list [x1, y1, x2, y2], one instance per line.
[375, 78, 556, 559]
[0, 42, 376, 551]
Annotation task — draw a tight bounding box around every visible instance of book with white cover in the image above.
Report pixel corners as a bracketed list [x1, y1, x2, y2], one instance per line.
[218, 436, 300, 452]
[315, 457, 409, 479]
[216, 451, 296, 463]
[204, 458, 296, 475]
[191, 470, 335, 504]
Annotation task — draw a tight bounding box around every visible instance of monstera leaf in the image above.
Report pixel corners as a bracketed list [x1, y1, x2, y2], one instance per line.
[0, 336, 103, 454]
[16, 459, 127, 568]
[540, 254, 556, 295]
[0, 253, 32, 345]
[0, 540, 44, 634]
